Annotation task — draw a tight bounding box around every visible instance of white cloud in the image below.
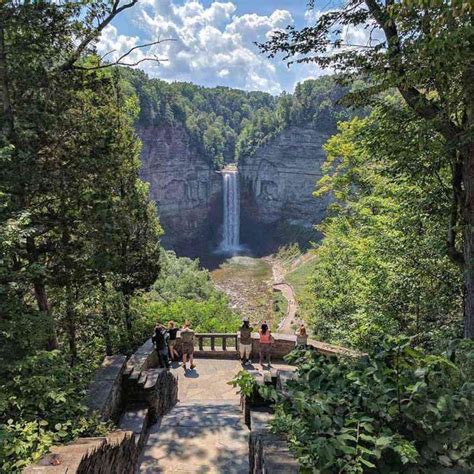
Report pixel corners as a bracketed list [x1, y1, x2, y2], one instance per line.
[96, 0, 324, 94]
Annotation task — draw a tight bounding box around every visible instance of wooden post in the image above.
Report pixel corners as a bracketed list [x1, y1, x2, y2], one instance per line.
[199, 336, 203, 351]
[210, 335, 215, 351]
[222, 336, 227, 351]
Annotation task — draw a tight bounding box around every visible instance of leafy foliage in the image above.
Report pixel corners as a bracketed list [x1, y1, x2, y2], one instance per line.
[135, 251, 241, 333]
[265, 339, 474, 472]
[0, 2, 161, 470]
[305, 103, 462, 351]
[260, 0, 474, 338]
[122, 68, 274, 168]
[0, 352, 110, 472]
[236, 76, 357, 161]
[228, 370, 258, 398]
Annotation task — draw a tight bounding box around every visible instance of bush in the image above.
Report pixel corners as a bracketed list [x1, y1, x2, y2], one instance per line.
[262, 338, 474, 472]
[134, 295, 241, 333]
[0, 351, 110, 473]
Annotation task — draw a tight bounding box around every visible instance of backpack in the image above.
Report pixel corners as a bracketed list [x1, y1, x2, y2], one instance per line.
[240, 326, 252, 343]
[180, 328, 194, 344]
[153, 328, 166, 350]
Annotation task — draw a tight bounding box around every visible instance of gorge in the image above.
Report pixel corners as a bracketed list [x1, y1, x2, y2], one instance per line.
[129, 71, 350, 262]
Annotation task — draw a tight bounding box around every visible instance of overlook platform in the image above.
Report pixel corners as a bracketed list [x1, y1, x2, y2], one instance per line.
[24, 334, 353, 474]
[138, 359, 294, 473]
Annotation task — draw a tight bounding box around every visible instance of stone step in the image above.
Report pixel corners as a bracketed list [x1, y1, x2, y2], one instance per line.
[138, 371, 148, 386]
[123, 364, 133, 377]
[118, 404, 149, 448]
[128, 368, 141, 382]
[143, 368, 164, 390]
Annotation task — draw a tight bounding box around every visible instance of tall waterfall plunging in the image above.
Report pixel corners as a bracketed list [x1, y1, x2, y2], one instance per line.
[220, 167, 240, 253]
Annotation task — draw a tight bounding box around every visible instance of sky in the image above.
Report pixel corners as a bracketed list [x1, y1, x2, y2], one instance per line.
[97, 0, 347, 94]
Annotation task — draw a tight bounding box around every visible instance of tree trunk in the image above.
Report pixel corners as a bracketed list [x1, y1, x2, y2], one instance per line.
[462, 61, 474, 339]
[34, 280, 59, 350]
[65, 286, 77, 364]
[27, 236, 58, 350]
[100, 278, 113, 356]
[462, 147, 474, 338]
[0, 23, 14, 138]
[123, 294, 132, 334]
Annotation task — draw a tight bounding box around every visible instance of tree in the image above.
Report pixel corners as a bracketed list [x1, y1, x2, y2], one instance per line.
[309, 104, 462, 351]
[0, 1, 162, 355]
[260, 1, 474, 337]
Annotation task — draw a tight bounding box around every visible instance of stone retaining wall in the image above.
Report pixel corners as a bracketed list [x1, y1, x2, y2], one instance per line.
[76, 431, 138, 474]
[242, 370, 300, 473]
[85, 355, 127, 422]
[23, 431, 139, 474]
[24, 341, 178, 474]
[249, 411, 299, 473]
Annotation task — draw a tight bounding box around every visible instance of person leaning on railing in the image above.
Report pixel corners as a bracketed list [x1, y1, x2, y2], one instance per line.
[295, 324, 308, 349]
[152, 322, 170, 370]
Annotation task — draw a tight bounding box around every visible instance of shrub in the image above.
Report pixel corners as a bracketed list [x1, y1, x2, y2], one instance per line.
[262, 338, 474, 472]
[0, 351, 110, 473]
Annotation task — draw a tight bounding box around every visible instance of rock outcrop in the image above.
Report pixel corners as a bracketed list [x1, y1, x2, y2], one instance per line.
[138, 123, 222, 257]
[240, 126, 331, 252]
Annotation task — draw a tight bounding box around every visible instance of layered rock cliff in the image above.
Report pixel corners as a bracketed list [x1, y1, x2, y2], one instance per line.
[240, 126, 331, 252]
[138, 123, 222, 257]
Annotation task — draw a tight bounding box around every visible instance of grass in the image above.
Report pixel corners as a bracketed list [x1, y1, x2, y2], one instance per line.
[272, 290, 289, 330]
[285, 255, 317, 322]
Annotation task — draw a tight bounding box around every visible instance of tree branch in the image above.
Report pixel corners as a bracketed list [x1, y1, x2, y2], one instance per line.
[364, 0, 460, 140]
[73, 39, 173, 70]
[59, 0, 138, 72]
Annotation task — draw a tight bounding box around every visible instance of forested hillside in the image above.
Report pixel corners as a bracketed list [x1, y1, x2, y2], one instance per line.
[122, 69, 350, 168]
[236, 76, 357, 161]
[122, 68, 275, 168]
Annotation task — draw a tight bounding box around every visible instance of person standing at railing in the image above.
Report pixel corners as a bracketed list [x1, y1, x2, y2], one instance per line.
[167, 321, 179, 362]
[239, 317, 253, 365]
[259, 322, 273, 368]
[295, 324, 308, 348]
[180, 320, 196, 371]
[152, 323, 170, 370]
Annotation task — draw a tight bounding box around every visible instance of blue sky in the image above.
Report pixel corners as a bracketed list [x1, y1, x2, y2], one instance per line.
[97, 0, 348, 94]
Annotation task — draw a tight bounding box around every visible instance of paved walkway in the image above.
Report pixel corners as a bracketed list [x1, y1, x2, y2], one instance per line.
[138, 359, 248, 473]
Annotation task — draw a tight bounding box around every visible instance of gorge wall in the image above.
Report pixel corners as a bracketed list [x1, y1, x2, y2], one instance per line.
[239, 126, 331, 253]
[138, 123, 222, 258]
[139, 123, 330, 258]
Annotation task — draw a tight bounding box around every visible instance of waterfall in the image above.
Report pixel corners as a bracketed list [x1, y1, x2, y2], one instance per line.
[220, 168, 240, 252]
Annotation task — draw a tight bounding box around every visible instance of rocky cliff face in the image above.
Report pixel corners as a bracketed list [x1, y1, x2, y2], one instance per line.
[138, 123, 331, 258]
[138, 123, 222, 257]
[240, 126, 331, 252]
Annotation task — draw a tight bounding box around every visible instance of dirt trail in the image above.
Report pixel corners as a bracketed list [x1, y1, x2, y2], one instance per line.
[265, 258, 300, 334]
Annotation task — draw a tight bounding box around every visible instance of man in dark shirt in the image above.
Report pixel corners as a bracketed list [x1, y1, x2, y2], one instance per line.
[152, 323, 170, 369]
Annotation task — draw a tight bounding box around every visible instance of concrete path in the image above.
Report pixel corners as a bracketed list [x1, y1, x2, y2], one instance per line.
[138, 359, 249, 473]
